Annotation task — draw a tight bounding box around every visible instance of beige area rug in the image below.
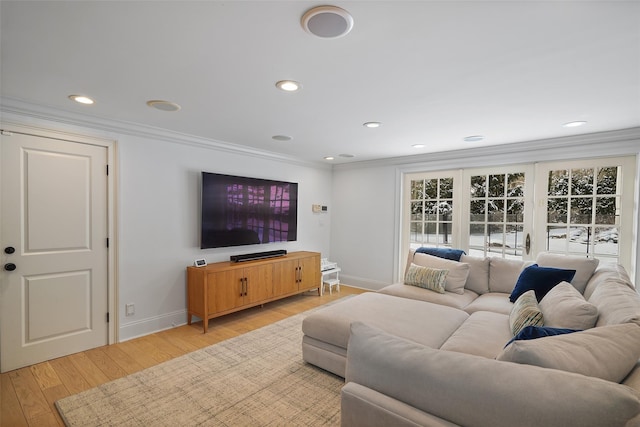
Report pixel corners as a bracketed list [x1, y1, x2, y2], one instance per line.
[55, 300, 349, 426]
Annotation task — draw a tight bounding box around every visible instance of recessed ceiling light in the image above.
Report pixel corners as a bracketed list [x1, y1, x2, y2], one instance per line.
[147, 100, 181, 112]
[276, 80, 301, 92]
[68, 95, 94, 105]
[363, 122, 381, 128]
[301, 6, 354, 39]
[563, 121, 587, 128]
[272, 135, 293, 141]
[412, 144, 425, 148]
[464, 135, 484, 142]
[324, 156, 335, 160]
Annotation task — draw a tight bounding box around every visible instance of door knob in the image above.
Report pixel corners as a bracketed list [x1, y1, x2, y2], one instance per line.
[4, 247, 15, 254]
[4, 263, 16, 271]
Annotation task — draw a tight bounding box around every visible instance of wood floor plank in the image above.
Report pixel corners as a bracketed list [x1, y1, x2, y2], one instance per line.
[144, 333, 190, 359]
[40, 384, 69, 427]
[48, 358, 92, 395]
[67, 352, 110, 388]
[29, 362, 62, 390]
[115, 340, 160, 370]
[100, 344, 146, 375]
[1, 371, 29, 427]
[7, 368, 51, 423]
[84, 347, 129, 381]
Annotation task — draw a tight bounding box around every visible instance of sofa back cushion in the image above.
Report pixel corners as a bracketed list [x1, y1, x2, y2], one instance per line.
[539, 282, 599, 330]
[536, 252, 599, 294]
[497, 323, 640, 383]
[409, 252, 470, 295]
[588, 279, 640, 327]
[489, 258, 529, 294]
[460, 254, 490, 295]
[346, 322, 640, 427]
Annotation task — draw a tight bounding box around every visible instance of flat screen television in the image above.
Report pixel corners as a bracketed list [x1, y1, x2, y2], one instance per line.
[200, 172, 298, 249]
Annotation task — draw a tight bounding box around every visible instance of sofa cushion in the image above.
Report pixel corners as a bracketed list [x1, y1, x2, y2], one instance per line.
[488, 257, 528, 294]
[588, 279, 640, 327]
[411, 253, 470, 295]
[509, 290, 544, 335]
[302, 292, 469, 351]
[378, 283, 478, 310]
[536, 252, 599, 294]
[509, 264, 576, 302]
[404, 263, 448, 293]
[539, 281, 598, 329]
[463, 292, 512, 315]
[415, 246, 465, 261]
[460, 255, 490, 295]
[440, 311, 512, 359]
[504, 325, 580, 347]
[346, 322, 640, 427]
[497, 323, 640, 383]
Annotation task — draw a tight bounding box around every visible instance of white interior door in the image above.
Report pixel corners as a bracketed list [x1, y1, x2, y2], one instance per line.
[1, 131, 110, 372]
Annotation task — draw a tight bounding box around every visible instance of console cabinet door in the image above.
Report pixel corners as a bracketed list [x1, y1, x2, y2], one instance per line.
[273, 259, 299, 295]
[298, 255, 321, 291]
[207, 269, 245, 314]
[245, 264, 273, 304]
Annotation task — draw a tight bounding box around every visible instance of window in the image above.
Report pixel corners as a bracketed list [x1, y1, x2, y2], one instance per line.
[408, 175, 456, 249]
[401, 156, 636, 280]
[535, 157, 635, 268]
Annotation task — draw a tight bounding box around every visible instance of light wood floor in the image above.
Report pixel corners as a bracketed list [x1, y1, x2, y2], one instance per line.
[1, 286, 367, 427]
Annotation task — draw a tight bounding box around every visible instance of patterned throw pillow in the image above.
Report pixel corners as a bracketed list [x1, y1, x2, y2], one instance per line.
[404, 263, 448, 294]
[509, 290, 544, 336]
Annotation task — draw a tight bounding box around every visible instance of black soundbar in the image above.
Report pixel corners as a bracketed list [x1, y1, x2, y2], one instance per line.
[230, 249, 287, 263]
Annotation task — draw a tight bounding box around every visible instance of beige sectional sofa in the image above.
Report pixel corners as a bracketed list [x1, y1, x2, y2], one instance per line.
[301, 250, 640, 427]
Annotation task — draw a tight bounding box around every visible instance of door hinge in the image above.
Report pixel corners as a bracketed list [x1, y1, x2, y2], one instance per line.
[106, 164, 109, 175]
[106, 237, 109, 248]
[106, 312, 110, 322]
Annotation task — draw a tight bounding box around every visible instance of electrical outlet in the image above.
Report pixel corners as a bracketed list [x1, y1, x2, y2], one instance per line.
[125, 303, 135, 316]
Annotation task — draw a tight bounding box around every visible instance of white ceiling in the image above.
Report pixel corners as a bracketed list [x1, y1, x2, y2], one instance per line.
[1, 1, 639, 164]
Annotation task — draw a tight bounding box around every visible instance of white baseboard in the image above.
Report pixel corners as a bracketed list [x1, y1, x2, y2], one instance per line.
[119, 309, 188, 342]
[339, 274, 391, 291]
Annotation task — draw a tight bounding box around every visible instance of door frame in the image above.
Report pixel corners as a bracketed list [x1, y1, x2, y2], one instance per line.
[0, 121, 118, 347]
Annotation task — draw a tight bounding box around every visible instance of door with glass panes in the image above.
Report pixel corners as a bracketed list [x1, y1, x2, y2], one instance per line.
[534, 157, 636, 269]
[462, 166, 535, 260]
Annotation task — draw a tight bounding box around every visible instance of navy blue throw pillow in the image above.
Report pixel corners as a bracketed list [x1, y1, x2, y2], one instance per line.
[504, 325, 581, 348]
[509, 264, 576, 303]
[415, 247, 466, 261]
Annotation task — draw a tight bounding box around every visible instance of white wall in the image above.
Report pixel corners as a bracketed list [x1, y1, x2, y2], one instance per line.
[331, 128, 640, 290]
[0, 107, 333, 341]
[117, 134, 333, 339]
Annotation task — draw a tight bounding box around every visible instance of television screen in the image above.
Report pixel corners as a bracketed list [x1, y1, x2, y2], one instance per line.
[200, 172, 298, 249]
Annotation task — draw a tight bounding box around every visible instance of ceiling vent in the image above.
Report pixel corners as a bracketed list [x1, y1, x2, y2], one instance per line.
[301, 6, 353, 39]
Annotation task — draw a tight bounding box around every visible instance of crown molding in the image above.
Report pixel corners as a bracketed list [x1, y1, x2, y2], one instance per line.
[335, 127, 640, 172]
[0, 97, 330, 170]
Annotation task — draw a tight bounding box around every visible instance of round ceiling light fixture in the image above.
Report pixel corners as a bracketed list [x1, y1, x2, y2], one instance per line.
[301, 6, 354, 39]
[563, 121, 587, 128]
[275, 80, 302, 92]
[147, 100, 181, 112]
[68, 94, 95, 105]
[363, 121, 381, 128]
[464, 135, 485, 142]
